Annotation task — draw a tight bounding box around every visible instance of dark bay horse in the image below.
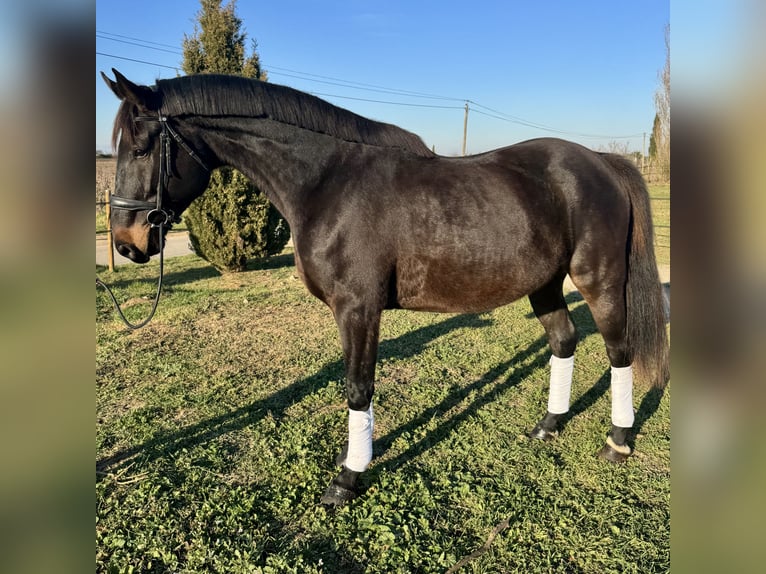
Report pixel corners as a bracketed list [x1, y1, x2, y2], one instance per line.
[101, 70, 669, 505]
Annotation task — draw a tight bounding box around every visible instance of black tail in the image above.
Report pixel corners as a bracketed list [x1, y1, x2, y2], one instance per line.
[602, 154, 670, 387]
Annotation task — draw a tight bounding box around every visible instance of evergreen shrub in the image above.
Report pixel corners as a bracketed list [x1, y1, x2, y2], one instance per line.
[185, 167, 289, 272]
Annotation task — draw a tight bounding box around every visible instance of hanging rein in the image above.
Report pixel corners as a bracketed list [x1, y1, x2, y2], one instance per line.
[96, 112, 209, 330]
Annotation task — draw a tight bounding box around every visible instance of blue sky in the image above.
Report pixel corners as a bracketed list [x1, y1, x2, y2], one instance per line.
[97, 0, 669, 155]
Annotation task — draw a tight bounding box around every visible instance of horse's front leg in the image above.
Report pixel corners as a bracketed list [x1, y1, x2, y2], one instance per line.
[320, 302, 381, 506]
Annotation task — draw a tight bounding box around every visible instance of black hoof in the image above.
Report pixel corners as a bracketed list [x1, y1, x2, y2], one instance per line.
[528, 412, 563, 441]
[320, 466, 361, 507]
[598, 437, 632, 463]
[320, 482, 357, 506]
[528, 423, 558, 441]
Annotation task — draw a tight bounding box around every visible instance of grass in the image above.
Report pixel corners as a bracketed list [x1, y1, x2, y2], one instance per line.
[97, 247, 670, 573]
[96, 211, 108, 234]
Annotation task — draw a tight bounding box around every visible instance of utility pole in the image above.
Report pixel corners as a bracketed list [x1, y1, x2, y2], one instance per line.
[462, 102, 469, 156]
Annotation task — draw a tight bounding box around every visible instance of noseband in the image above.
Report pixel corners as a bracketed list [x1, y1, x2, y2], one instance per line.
[97, 112, 209, 330]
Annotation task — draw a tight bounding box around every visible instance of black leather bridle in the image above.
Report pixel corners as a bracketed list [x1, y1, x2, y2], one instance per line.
[109, 113, 209, 226]
[97, 112, 209, 330]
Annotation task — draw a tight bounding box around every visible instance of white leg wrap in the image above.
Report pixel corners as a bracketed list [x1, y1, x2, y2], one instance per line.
[610, 365, 635, 428]
[345, 403, 374, 472]
[547, 355, 574, 415]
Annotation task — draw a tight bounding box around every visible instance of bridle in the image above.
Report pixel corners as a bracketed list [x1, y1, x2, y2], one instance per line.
[110, 113, 209, 225]
[96, 111, 209, 330]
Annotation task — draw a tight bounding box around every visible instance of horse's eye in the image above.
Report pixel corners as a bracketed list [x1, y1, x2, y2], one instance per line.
[133, 148, 148, 159]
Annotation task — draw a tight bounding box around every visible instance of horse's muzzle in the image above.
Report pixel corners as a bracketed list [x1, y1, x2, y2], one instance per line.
[115, 241, 152, 264]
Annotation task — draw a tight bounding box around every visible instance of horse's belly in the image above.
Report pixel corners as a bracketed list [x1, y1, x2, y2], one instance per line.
[394, 253, 551, 313]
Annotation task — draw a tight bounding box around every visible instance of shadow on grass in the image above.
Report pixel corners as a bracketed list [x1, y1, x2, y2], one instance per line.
[372, 335, 549, 480]
[97, 290, 669, 570]
[97, 312, 492, 474]
[498, 291, 667, 456]
[95, 253, 296, 292]
[98, 277, 670, 571]
[247, 252, 296, 272]
[98, 290, 667, 477]
[371, 293, 606, 478]
[556, 290, 669, 447]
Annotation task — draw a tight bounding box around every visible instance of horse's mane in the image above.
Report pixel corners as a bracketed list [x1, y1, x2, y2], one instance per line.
[114, 74, 433, 157]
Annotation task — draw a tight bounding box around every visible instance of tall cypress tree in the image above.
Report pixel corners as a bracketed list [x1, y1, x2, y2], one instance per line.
[648, 113, 660, 159]
[181, 0, 289, 272]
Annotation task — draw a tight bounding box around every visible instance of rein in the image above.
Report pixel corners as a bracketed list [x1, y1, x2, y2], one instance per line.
[96, 112, 209, 330]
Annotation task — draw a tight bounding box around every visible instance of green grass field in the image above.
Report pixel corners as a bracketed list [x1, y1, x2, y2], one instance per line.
[97, 237, 670, 572]
[96, 211, 107, 234]
[649, 185, 670, 266]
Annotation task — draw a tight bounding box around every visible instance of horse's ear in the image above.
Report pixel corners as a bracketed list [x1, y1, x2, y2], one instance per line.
[101, 71, 120, 97]
[101, 69, 154, 107]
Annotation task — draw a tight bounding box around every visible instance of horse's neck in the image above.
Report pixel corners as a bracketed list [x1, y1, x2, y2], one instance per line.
[197, 117, 338, 227]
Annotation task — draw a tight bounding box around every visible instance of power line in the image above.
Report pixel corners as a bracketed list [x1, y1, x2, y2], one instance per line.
[269, 69, 465, 102]
[97, 51, 180, 71]
[96, 37, 462, 102]
[309, 92, 463, 110]
[470, 108, 642, 139]
[96, 29, 645, 140]
[469, 100, 570, 131]
[97, 33, 183, 55]
[96, 30, 181, 50]
[469, 101, 642, 139]
[96, 52, 460, 111]
[96, 51, 460, 111]
[265, 64, 465, 102]
[97, 30, 461, 102]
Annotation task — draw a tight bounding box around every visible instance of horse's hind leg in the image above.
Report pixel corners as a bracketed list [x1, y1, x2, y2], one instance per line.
[569, 268, 634, 462]
[320, 301, 381, 506]
[527, 276, 578, 441]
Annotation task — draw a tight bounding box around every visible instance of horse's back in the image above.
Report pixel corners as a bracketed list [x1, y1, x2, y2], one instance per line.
[385, 140, 571, 311]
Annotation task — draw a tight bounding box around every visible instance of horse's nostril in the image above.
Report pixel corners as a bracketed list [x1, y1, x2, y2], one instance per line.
[115, 241, 151, 264]
[115, 242, 150, 263]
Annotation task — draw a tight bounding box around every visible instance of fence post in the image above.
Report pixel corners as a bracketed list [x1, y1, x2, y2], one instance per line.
[105, 187, 114, 272]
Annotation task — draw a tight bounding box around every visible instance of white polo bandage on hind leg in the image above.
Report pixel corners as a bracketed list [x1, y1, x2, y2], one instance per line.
[345, 402, 374, 472]
[610, 365, 635, 428]
[547, 355, 574, 414]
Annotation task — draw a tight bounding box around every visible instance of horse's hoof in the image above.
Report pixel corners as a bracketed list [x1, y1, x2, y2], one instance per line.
[528, 424, 558, 441]
[598, 436, 632, 463]
[320, 482, 357, 507]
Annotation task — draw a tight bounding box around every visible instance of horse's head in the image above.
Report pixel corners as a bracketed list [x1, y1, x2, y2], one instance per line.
[101, 69, 211, 263]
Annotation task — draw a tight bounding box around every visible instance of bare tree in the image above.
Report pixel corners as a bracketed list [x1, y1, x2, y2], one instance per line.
[599, 140, 631, 155]
[652, 24, 670, 181]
